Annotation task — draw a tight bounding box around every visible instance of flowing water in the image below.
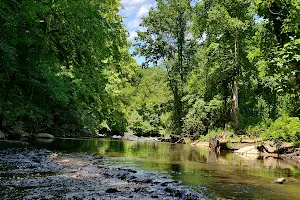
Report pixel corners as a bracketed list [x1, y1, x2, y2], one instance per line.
[3, 138, 300, 199]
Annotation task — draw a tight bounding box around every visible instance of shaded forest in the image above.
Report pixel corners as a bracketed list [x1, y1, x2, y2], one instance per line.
[1, 0, 300, 144]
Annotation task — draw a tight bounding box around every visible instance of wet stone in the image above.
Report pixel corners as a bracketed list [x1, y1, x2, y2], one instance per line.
[272, 178, 286, 184]
[105, 188, 119, 193]
[143, 178, 153, 183]
[0, 148, 204, 200]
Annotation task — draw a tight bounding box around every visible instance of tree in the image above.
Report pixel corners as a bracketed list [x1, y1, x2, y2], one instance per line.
[135, 0, 194, 133]
[192, 0, 254, 133]
[127, 67, 172, 136]
[0, 0, 130, 136]
[251, 0, 300, 117]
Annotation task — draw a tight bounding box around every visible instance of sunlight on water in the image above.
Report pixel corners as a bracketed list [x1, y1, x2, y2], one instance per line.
[31, 138, 300, 199]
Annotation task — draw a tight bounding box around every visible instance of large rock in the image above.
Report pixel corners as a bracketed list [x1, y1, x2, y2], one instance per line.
[122, 132, 139, 141]
[111, 135, 122, 139]
[225, 142, 256, 151]
[36, 138, 55, 143]
[272, 178, 286, 184]
[235, 145, 263, 154]
[36, 133, 55, 139]
[263, 141, 294, 154]
[238, 153, 261, 160]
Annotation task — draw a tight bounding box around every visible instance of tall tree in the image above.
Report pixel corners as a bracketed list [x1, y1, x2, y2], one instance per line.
[193, 0, 254, 133]
[135, 0, 194, 133]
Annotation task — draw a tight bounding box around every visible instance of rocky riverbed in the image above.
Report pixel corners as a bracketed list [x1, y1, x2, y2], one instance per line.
[0, 148, 204, 200]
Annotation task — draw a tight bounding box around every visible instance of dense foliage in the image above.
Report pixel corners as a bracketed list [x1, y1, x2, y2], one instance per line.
[262, 116, 300, 145]
[134, 0, 300, 141]
[135, 0, 194, 133]
[0, 0, 131, 136]
[1, 0, 300, 143]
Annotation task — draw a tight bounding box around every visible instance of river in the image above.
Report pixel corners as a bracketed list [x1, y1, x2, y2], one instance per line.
[1, 138, 300, 199]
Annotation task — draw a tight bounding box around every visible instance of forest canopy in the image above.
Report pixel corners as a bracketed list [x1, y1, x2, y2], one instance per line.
[1, 0, 300, 143]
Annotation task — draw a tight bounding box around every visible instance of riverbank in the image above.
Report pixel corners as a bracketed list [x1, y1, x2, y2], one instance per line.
[191, 138, 300, 166]
[119, 133, 300, 165]
[1, 131, 300, 167]
[0, 147, 203, 199]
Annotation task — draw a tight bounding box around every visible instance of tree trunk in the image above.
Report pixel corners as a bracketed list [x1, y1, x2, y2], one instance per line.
[222, 80, 229, 129]
[209, 136, 221, 153]
[173, 85, 183, 133]
[232, 78, 239, 134]
[232, 28, 239, 134]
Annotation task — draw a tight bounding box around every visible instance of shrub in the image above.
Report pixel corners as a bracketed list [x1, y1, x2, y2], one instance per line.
[262, 116, 300, 146]
[245, 121, 270, 138]
[183, 96, 223, 137]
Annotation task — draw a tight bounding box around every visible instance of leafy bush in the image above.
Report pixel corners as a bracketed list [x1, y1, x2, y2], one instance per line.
[197, 128, 234, 141]
[183, 96, 223, 137]
[262, 116, 300, 146]
[127, 67, 172, 137]
[245, 120, 270, 138]
[198, 129, 221, 141]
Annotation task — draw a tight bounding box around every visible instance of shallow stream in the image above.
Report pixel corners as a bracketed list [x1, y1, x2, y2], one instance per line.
[1, 138, 300, 199]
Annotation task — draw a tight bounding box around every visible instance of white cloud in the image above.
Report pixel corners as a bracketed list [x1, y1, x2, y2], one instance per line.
[128, 31, 138, 40]
[120, 0, 156, 64]
[121, 0, 147, 6]
[136, 4, 152, 18]
[127, 18, 141, 29]
[120, 0, 155, 42]
[121, 5, 138, 13]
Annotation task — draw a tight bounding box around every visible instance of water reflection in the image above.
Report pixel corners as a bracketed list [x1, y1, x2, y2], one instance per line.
[31, 138, 300, 174]
[30, 138, 300, 199]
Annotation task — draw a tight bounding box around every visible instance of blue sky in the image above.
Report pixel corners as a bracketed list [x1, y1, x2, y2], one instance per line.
[120, 0, 156, 65]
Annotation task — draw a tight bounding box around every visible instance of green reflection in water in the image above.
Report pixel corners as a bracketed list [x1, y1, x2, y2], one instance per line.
[32, 138, 300, 200]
